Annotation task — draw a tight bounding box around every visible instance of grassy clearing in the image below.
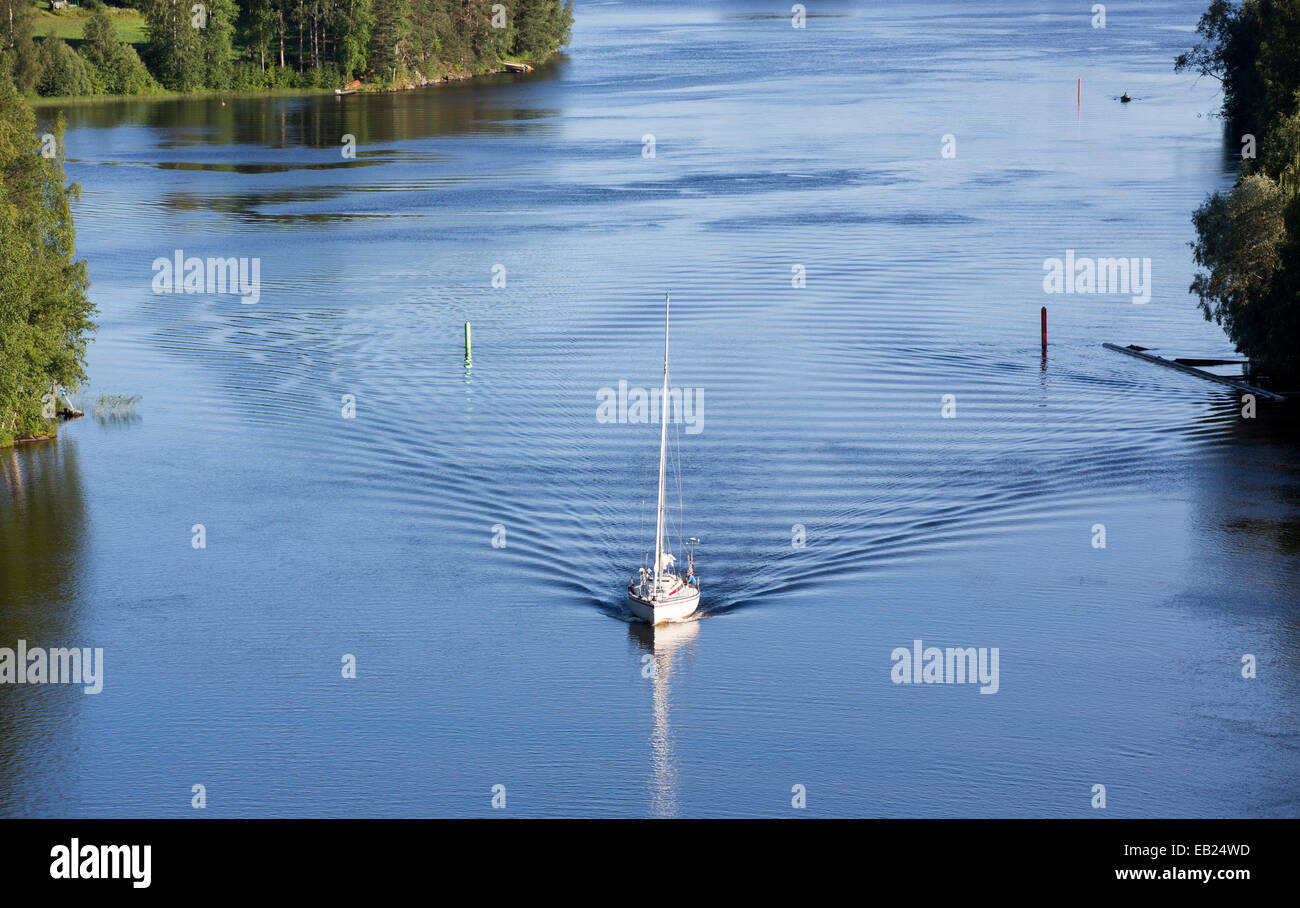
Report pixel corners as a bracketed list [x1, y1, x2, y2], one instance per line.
[31, 3, 147, 47]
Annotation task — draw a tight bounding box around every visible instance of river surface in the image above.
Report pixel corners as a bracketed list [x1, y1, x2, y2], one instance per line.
[2, 0, 1298, 817]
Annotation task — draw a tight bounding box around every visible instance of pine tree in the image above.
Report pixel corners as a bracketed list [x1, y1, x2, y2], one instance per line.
[512, 0, 570, 61]
[370, 0, 410, 83]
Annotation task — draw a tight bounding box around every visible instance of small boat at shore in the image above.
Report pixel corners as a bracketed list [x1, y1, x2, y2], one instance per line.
[627, 293, 701, 624]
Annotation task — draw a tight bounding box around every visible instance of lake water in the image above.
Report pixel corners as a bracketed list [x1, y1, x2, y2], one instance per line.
[2, 0, 1298, 818]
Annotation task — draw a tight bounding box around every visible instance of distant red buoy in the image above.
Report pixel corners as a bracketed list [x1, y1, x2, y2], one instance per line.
[1041, 306, 1048, 353]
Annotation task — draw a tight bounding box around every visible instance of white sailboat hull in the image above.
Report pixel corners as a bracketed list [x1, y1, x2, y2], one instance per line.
[627, 581, 701, 624]
[625, 292, 702, 627]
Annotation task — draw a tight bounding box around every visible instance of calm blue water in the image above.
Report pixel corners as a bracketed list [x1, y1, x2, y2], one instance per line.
[2, 0, 1298, 818]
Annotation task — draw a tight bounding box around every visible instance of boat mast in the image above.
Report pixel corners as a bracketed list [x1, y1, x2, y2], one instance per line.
[653, 292, 670, 591]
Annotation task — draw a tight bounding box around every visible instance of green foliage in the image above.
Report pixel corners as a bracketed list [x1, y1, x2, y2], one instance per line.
[406, 0, 442, 75]
[35, 35, 97, 97]
[81, 6, 162, 95]
[139, 0, 195, 89]
[511, 0, 572, 61]
[0, 0, 40, 93]
[142, 0, 238, 91]
[370, 0, 410, 82]
[200, 0, 239, 89]
[5, 0, 573, 96]
[81, 5, 119, 70]
[1257, 89, 1300, 188]
[1181, 1, 1300, 385]
[333, 1, 375, 79]
[1176, 0, 1300, 133]
[0, 78, 96, 446]
[1190, 174, 1287, 345]
[102, 41, 161, 95]
[1176, 0, 1264, 132]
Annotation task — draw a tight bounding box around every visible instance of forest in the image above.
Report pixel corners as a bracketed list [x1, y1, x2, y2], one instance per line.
[0, 0, 574, 97]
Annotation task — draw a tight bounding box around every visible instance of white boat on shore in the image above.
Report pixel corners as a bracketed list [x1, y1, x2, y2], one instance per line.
[627, 293, 701, 624]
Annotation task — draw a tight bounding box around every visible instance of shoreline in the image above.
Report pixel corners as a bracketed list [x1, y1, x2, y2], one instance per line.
[28, 58, 553, 108]
[3, 409, 85, 450]
[4, 432, 57, 449]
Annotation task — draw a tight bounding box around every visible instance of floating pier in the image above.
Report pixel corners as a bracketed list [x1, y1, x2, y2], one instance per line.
[1102, 343, 1287, 401]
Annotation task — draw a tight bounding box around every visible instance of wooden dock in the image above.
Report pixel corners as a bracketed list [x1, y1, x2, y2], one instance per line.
[1103, 343, 1287, 401]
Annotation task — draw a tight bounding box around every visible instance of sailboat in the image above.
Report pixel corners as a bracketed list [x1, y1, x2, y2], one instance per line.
[627, 293, 702, 624]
